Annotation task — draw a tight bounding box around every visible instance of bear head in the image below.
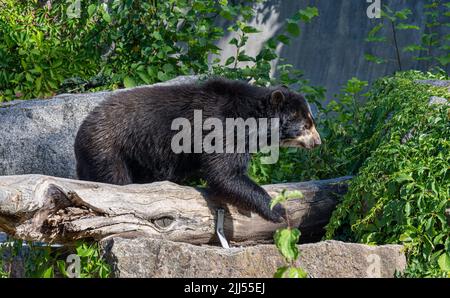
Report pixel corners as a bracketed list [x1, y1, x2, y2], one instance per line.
[270, 87, 322, 149]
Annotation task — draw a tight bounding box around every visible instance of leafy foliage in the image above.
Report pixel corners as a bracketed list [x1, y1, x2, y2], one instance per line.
[324, 71, 450, 277]
[249, 77, 367, 184]
[0, 238, 110, 278]
[365, 1, 450, 70]
[0, 0, 319, 102]
[0, 0, 101, 100]
[271, 190, 307, 278]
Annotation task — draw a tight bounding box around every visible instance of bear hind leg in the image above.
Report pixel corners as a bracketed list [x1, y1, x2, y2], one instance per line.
[76, 154, 133, 185]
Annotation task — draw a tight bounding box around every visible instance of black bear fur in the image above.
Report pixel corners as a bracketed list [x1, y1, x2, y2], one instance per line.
[74, 78, 321, 222]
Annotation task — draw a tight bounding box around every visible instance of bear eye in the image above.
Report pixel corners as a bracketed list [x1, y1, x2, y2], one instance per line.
[304, 122, 311, 130]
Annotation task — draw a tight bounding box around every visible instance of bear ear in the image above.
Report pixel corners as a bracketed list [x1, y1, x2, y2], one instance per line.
[271, 90, 285, 107]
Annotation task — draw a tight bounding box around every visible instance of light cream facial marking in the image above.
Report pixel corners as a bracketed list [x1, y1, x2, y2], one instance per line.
[294, 125, 321, 148]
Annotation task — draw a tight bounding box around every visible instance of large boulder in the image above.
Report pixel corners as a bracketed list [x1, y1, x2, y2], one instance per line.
[0, 76, 198, 179]
[100, 236, 406, 278]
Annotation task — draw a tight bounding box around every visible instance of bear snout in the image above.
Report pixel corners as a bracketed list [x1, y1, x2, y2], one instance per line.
[310, 126, 322, 147]
[290, 126, 322, 149]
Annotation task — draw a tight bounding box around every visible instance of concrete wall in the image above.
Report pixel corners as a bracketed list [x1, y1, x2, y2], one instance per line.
[216, 0, 450, 98]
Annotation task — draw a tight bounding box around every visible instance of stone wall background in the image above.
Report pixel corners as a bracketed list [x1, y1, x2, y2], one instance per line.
[215, 0, 450, 98]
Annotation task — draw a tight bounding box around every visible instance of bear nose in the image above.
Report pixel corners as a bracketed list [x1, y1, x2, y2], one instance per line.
[311, 126, 321, 147]
[314, 135, 321, 146]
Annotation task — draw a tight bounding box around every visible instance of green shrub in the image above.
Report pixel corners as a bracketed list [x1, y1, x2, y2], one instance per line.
[0, 0, 245, 100]
[0, 0, 319, 101]
[325, 70, 450, 277]
[0, 0, 101, 100]
[249, 76, 367, 184]
[271, 190, 308, 278]
[365, 1, 450, 69]
[0, 238, 110, 278]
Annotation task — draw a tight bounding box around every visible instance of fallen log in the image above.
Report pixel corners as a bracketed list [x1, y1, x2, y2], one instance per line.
[0, 174, 350, 245]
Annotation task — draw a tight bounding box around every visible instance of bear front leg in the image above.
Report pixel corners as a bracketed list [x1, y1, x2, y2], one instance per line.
[202, 155, 286, 222]
[211, 174, 286, 222]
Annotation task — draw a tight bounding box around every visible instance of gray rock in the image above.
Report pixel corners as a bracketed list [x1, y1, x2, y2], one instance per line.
[416, 80, 450, 89]
[100, 237, 406, 278]
[0, 76, 198, 178]
[428, 96, 449, 106]
[401, 128, 416, 144]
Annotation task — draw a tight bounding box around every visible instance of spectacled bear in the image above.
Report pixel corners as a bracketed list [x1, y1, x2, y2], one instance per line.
[74, 78, 321, 222]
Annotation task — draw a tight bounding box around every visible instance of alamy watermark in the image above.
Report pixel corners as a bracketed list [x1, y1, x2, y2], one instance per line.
[66, 0, 81, 19]
[367, 0, 381, 19]
[171, 110, 280, 164]
[366, 253, 382, 277]
[66, 1, 382, 21]
[66, 254, 81, 278]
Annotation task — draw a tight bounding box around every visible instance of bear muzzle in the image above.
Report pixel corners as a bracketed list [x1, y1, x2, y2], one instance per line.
[281, 126, 322, 149]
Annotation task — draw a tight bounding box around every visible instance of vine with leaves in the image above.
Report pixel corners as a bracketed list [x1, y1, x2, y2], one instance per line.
[365, 1, 450, 70]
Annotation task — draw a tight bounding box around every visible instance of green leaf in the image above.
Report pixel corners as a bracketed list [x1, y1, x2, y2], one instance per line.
[229, 37, 239, 46]
[47, 80, 58, 89]
[394, 9, 412, 20]
[364, 54, 386, 64]
[296, 7, 319, 23]
[274, 266, 289, 278]
[266, 38, 277, 49]
[286, 20, 300, 37]
[225, 56, 235, 66]
[399, 233, 413, 242]
[285, 190, 304, 200]
[147, 66, 157, 78]
[404, 202, 411, 216]
[403, 44, 425, 52]
[270, 191, 286, 210]
[42, 266, 54, 278]
[277, 34, 290, 45]
[102, 11, 111, 23]
[76, 244, 92, 257]
[395, 173, 414, 184]
[396, 23, 420, 30]
[274, 266, 308, 278]
[286, 267, 308, 278]
[220, 9, 234, 21]
[88, 4, 96, 17]
[274, 228, 301, 262]
[436, 54, 450, 66]
[192, 2, 206, 11]
[57, 260, 68, 277]
[157, 71, 169, 82]
[242, 26, 259, 34]
[35, 76, 42, 91]
[123, 76, 136, 88]
[438, 253, 450, 272]
[270, 190, 303, 210]
[137, 71, 151, 84]
[367, 24, 383, 36]
[25, 72, 33, 82]
[237, 53, 255, 62]
[162, 63, 175, 73]
[152, 31, 163, 40]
